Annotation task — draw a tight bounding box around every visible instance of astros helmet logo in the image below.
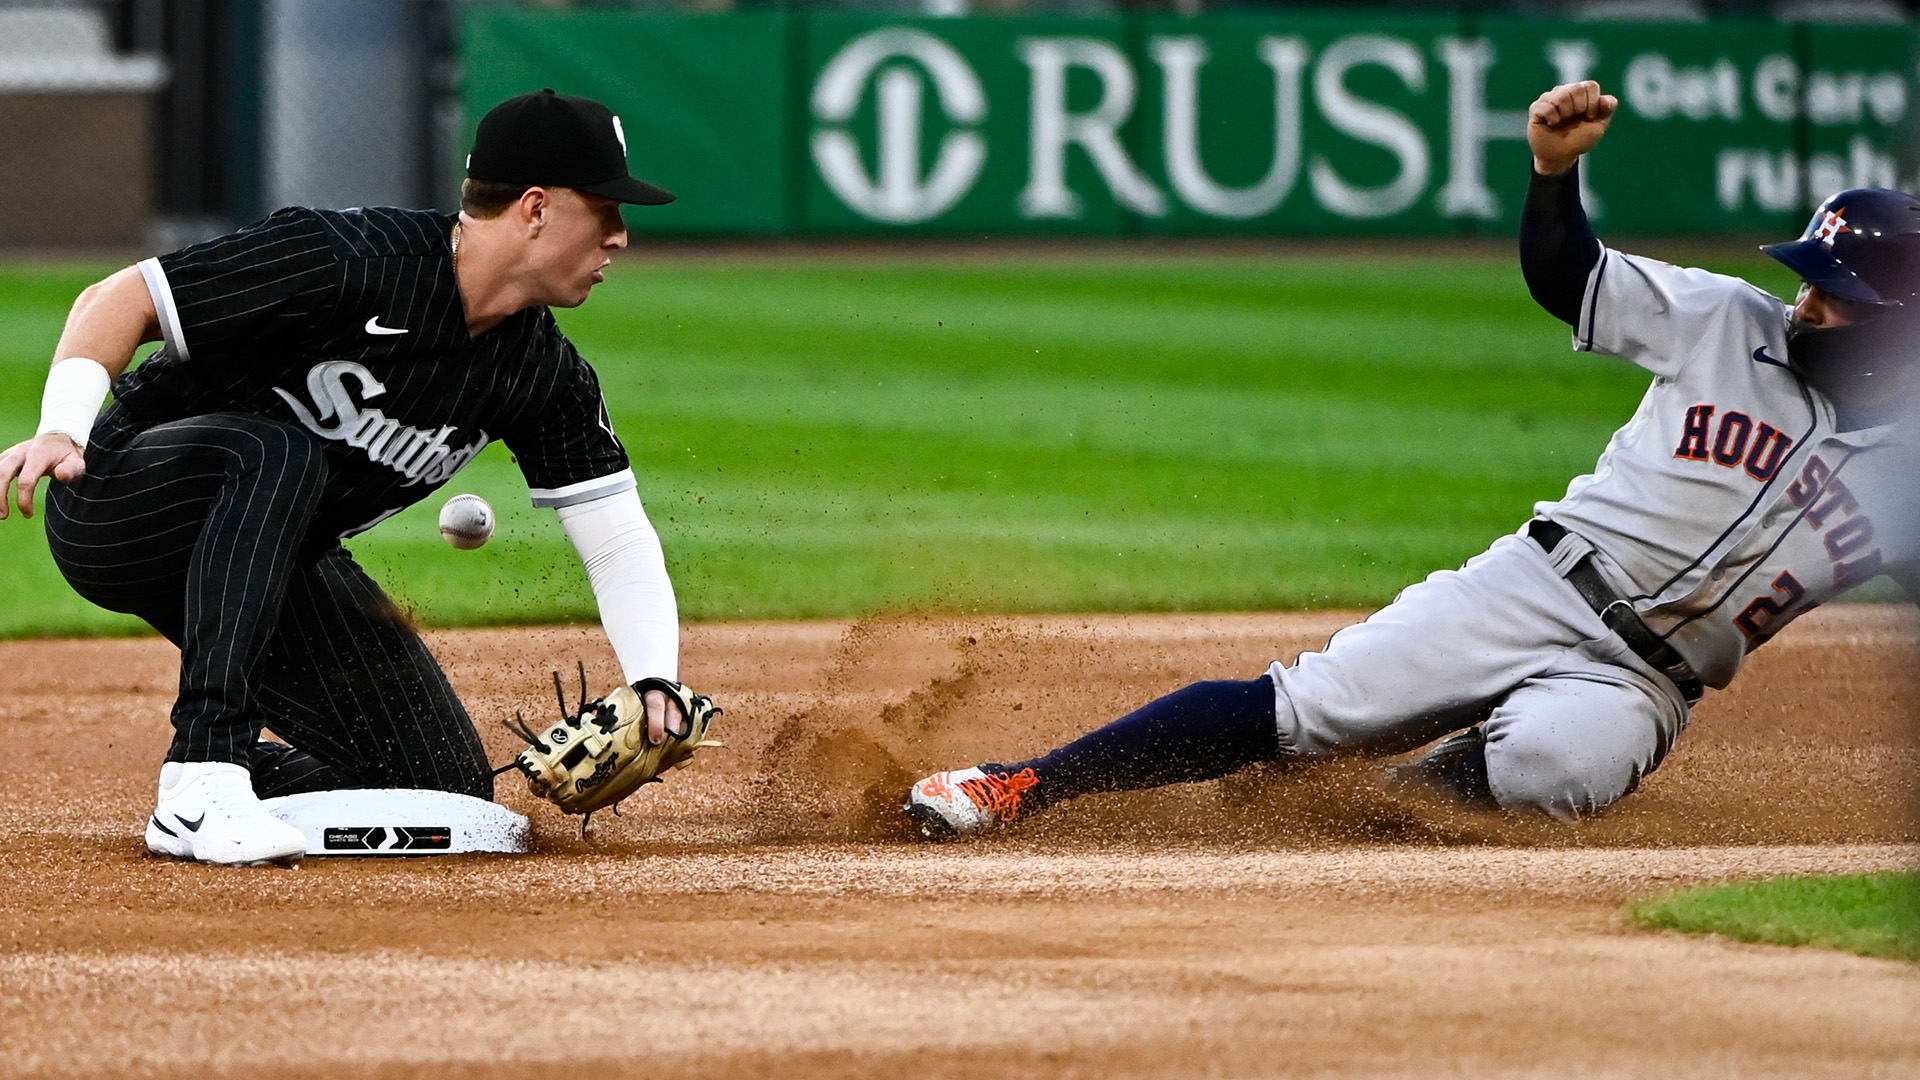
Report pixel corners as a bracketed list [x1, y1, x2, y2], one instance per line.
[1812, 206, 1851, 248]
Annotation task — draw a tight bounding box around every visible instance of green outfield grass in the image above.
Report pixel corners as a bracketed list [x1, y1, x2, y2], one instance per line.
[1629, 872, 1920, 963]
[0, 246, 1811, 636]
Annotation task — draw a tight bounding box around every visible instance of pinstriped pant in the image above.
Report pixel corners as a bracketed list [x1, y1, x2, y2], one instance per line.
[45, 411, 491, 799]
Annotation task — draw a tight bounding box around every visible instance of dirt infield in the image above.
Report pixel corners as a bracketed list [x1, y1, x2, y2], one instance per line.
[2, 606, 1916, 1078]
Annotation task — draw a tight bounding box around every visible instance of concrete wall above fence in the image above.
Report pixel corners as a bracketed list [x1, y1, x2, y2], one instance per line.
[0, 3, 167, 248]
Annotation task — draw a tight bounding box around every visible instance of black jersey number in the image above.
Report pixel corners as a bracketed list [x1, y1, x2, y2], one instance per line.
[1733, 571, 1805, 645]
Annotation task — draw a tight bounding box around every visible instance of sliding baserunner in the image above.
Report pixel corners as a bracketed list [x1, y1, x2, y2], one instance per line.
[906, 80, 1920, 836]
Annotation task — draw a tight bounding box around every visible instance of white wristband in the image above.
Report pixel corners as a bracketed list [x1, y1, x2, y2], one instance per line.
[36, 357, 112, 448]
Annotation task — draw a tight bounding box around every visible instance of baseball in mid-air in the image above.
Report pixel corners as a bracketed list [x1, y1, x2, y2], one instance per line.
[438, 493, 495, 550]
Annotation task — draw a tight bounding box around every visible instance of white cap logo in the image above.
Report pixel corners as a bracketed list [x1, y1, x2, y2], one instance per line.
[611, 115, 628, 159]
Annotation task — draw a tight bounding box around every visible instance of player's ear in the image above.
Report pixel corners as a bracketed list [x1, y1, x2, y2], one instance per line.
[518, 186, 550, 237]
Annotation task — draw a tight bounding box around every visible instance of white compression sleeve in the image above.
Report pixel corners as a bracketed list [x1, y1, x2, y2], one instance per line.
[36, 357, 113, 447]
[554, 486, 679, 683]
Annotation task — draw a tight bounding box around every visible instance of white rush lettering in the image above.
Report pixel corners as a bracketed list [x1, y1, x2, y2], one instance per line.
[271, 360, 487, 486]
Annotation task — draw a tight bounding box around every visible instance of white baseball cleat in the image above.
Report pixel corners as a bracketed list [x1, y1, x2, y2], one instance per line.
[145, 762, 307, 866]
[904, 764, 1041, 839]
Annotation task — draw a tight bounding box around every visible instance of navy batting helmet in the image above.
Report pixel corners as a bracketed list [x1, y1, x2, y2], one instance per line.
[1762, 188, 1920, 306]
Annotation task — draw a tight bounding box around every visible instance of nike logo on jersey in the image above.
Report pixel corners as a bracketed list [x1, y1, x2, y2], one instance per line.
[272, 361, 487, 486]
[364, 316, 408, 336]
[1751, 346, 1789, 367]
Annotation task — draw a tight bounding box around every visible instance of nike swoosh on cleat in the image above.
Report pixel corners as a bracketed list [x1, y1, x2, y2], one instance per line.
[175, 812, 206, 832]
[364, 316, 408, 336]
[149, 815, 178, 838]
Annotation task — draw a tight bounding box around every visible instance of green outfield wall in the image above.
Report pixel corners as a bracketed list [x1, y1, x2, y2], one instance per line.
[460, 8, 1920, 237]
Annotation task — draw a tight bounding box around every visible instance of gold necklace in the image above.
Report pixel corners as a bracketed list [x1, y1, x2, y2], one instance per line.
[451, 221, 463, 271]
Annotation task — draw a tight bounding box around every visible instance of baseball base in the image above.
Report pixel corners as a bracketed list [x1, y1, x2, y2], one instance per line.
[263, 788, 531, 856]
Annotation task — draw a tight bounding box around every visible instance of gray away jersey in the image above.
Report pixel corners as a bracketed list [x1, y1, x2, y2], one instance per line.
[122, 206, 634, 539]
[1538, 247, 1920, 688]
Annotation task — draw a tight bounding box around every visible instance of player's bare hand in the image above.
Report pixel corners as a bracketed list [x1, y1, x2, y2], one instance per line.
[1529, 81, 1618, 176]
[643, 688, 688, 745]
[0, 433, 85, 520]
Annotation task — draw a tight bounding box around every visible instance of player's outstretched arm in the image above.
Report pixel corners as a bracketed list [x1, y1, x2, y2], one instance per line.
[553, 486, 688, 745]
[1520, 82, 1612, 327]
[2, 266, 159, 519]
[1528, 80, 1617, 176]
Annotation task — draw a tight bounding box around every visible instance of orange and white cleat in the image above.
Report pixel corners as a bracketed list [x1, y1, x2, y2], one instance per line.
[904, 764, 1041, 839]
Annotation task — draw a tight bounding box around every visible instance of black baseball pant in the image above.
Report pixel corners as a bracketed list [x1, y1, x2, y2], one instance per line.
[45, 410, 491, 799]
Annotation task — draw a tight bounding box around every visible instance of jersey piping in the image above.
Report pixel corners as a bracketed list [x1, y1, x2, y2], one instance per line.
[138, 257, 190, 362]
[1640, 388, 1819, 610]
[530, 468, 638, 509]
[1574, 247, 1821, 616]
[1658, 463, 1820, 630]
[1577, 249, 1608, 352]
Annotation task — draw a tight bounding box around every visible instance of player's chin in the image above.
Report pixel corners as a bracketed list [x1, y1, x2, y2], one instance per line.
[552, 282, 597, 308]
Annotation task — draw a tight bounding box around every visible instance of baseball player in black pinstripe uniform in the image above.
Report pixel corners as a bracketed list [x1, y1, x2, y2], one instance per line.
[1, 90, 690, 865]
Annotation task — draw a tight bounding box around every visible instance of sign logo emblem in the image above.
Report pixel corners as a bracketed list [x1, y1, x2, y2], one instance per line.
[810, 28, 988, 224]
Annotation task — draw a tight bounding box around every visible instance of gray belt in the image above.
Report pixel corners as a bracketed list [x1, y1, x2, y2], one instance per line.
[1527, 519, 1704, 705]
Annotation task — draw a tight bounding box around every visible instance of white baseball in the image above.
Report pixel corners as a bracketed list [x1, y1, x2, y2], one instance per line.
[438, 493, 495, 550]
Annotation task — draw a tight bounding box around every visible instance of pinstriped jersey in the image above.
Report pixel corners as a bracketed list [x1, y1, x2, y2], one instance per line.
[1536, 247, 1920, 688]
[119, 205, 633, 539]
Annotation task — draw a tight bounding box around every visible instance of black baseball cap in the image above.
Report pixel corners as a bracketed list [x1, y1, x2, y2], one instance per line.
[467, 89, 674, 206]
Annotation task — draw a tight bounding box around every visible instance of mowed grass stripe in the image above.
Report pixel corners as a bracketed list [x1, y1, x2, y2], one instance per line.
[574, 263, 1638, 418]
[0, 249, 1804, 634]
[604, 350, 1619, 476]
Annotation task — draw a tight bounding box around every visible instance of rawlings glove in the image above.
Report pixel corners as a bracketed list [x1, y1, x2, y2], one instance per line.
[503, 666, 722, 824]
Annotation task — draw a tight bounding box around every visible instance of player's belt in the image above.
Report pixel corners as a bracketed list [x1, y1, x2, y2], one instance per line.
[1527, 519, 1705, 706]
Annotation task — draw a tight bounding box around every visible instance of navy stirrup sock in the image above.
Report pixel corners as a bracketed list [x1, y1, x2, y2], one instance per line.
[1012, 676, 1281, 807]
